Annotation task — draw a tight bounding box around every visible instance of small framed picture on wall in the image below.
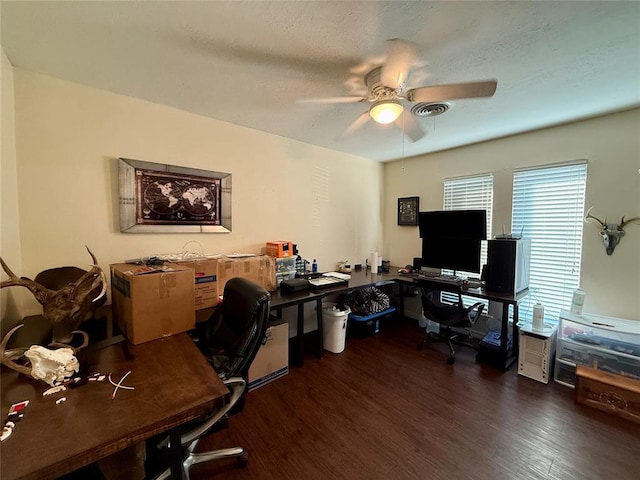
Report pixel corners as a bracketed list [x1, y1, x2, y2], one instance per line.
[398, 196, 419, 226]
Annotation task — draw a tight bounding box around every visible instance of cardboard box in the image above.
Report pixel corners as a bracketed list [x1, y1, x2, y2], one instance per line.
[171, 258, 219, 310]
[266, 241, 294, 258]
[576, 365, 640, 424]
[110, 263, 195, 345]
[217, 255, 276, 293]
[248, 322, 289, 391]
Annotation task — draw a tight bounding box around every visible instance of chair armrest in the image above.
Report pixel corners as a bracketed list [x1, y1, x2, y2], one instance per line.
[465, 302, 485, 326]
[158, 377, 246, 449]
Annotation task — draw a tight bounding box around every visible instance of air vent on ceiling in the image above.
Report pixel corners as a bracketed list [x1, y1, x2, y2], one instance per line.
[411, 102, 451, 117]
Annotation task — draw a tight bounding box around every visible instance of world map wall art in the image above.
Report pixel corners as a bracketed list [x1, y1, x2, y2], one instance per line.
[118, 158, 232, 233]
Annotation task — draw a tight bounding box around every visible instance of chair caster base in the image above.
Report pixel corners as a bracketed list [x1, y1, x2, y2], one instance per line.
[447, 356, 455, 365]
[238, 452, 248, 467]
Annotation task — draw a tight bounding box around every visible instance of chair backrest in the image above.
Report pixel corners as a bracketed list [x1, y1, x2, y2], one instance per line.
[204, 277, 271, 379]
[420, 287, 483, 328]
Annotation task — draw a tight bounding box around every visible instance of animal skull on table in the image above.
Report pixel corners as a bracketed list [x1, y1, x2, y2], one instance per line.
[584, 207, 640, 255]
[0, 324, 87, 385]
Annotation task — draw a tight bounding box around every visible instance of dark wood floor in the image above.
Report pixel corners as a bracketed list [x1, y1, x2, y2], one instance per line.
[190, 319, 640, 480]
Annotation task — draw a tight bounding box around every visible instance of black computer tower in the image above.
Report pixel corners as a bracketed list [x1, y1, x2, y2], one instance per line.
[485, 238, 531, 294]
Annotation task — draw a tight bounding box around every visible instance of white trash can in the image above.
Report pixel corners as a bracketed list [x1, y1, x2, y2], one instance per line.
[322, 303, 350, 353]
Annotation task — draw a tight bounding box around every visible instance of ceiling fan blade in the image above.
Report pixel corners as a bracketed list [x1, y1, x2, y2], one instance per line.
[406, 80, 498, 103]
[395, 113, 426, 142]
[297, 96, 365, 104]
[381, 39, 417, 90]
[335, 111, 371, 140]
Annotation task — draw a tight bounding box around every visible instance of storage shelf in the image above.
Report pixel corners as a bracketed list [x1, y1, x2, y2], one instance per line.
[560, 337, 640, 364]
[555, 311, 640, 387]
[556, 357, 577, 367]
[554, 378, 575, 389]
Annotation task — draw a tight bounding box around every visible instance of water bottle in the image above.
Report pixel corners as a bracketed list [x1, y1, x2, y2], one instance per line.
[532, 303, 544, 330]
[571, 288, 586, 315]
[312, 259, 318, 273]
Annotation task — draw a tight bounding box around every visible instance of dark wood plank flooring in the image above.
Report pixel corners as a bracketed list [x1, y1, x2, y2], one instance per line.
[191, 319, 640, 480]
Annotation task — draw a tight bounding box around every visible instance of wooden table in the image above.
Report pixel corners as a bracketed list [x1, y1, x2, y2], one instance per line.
[1, 333, 229, 480]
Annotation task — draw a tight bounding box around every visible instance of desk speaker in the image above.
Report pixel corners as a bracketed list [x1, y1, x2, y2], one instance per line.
[485, 238, 531, 294]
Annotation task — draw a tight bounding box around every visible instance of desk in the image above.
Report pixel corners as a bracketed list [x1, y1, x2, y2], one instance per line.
[391, 272, 529, 370]
[269, 289, 324, 367]
[196, 290, 326, 368]
[1, 333, 229, 480]
[196, 268, 525, 371]
[280, 269, 400, 365]
[311, 268, 527, 370]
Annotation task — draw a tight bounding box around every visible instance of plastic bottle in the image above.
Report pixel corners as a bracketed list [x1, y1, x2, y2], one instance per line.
[570, 288, 586, 315]
[312, 259, 318, 273]
[370, 252, 379, 274]
[532, 303, 544, 330]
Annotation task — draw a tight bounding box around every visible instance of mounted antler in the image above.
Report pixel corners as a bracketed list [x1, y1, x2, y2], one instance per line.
[619, 215, 640, 230]
[0, 246, 107, 343]
[585, 207, 640, 255]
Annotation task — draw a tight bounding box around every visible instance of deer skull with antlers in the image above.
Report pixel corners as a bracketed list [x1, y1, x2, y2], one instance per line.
[0, 246, 107, 344]
[584, 207, 640, 255]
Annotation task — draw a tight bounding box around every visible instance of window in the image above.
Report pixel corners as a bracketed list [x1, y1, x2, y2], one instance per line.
[512, 162, 587, 321]
[442, 174, 493, 305]
[443, 174, 494, 275]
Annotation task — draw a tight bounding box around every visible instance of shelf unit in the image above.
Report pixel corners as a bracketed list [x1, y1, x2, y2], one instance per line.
[518, 321, 558, 384]
[554, 311, 640, 388]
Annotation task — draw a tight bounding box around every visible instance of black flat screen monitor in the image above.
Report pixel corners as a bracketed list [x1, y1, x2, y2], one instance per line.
[421, 237, 482, 273]
[418, 210, 487, 240]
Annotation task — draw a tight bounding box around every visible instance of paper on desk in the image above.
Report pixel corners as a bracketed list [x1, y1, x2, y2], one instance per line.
[323, 271, 351, 280]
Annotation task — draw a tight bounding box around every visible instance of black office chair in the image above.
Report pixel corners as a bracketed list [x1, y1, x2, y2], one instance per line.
[417, 286, 485, 365]
[147, 277, 271, 480]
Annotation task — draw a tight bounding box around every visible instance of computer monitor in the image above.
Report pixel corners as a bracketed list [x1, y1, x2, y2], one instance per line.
[418, 209, 487, 274]
[421, 236, 482, 273]
[418, 210, 487, 240]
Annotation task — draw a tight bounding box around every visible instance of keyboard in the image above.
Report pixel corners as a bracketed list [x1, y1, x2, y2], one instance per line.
[416, 272, 459, 282]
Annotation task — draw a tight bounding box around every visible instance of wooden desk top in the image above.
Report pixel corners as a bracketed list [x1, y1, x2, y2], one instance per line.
[1, 333, 229, 480]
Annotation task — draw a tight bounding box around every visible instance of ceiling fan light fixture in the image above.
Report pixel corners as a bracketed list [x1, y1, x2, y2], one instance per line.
[369, 100, 403, 124]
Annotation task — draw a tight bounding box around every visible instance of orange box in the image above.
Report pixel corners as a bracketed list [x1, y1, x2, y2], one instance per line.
[266, 241, 294, 258]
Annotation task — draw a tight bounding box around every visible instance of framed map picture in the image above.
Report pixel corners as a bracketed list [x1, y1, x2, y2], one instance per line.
[398, 196, 419, 226]
[118, 158, 232, 233]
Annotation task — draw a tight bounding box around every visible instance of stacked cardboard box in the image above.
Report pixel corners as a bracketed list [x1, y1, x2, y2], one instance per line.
[171, 257, 220, 310]
[110, 264, 195, 345]
[217, 255, 276, 294]
[248, 322, 289, 390]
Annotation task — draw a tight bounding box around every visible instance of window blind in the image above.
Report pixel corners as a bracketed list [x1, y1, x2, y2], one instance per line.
[442, 174, 493, 305]
[511, 162, 587, 321]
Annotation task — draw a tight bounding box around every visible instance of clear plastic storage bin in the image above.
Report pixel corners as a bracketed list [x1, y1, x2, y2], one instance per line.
[555, 310, 640, 387]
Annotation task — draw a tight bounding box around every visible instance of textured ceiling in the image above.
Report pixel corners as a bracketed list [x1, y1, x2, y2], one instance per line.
[2, 1, 639, 162]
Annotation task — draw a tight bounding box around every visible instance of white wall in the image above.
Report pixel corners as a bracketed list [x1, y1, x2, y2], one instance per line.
[384, 109, 640, 320]
[5, 68, 383, 319]
[5, 63, 638, 324]
[0, 48, 22, 320]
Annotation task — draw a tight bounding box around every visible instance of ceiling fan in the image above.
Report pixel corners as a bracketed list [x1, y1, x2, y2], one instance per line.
[299, 39, 498, 142]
